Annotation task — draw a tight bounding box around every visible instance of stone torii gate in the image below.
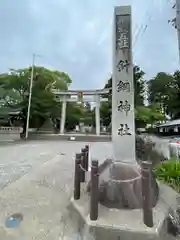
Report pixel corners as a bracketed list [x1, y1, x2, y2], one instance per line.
[52, 89, 109, 136]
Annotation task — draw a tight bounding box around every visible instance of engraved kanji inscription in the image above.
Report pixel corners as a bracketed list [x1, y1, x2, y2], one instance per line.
[118, 124, 131, 136]
[116, 60, 129, 72]
[116, 15, 130, 50]
[116, 31, 129, 49]
[117, 80, 130, 92]
[117, 100, 130, 116]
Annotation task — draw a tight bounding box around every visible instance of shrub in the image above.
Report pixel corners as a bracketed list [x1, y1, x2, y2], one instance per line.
[154, 159, 180, 192]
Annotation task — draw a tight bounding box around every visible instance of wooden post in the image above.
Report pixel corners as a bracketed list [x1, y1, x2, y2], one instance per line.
[85, 145, 89, 171]
[141, 161, 153, 227]
[74, 153, 81, 200]
[90, 159, 99, 221]
[81, 149, 86, 182]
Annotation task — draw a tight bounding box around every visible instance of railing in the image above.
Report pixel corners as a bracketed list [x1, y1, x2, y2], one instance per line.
[0, 127, 23, 133]
[73, 145, 154, 227]
[74, 145, 89, 200]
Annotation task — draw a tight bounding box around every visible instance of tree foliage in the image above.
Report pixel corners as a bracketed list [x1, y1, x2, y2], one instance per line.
[135, 105, 164, 127]
[100, 65, 163, 128]
[0, 66, 96, 132]
[148, 70, 180, 119]
[100, 77, 112, 127]
[134, 65, 145, 106]
[0, 66, 72, 130]
[154, 159, 180, 193]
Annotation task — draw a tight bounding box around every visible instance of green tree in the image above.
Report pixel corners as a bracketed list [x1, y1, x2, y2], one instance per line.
[100, 76, 112, 127]
[65, 103, 84, 130]
[169, 70, 180, 118]
[0, 66, 72, 133]
[100, 102, 112, 127]
[83, 102, 94, 126]
[135, 105, 164, 128]
[134, 65, 145, 106]
[148, 72, 175, 116]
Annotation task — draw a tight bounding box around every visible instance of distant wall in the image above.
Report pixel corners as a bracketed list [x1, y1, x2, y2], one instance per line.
[139, 134, 180, 161]
[0, 127, 22, 141]
[136, 135, 167, 166]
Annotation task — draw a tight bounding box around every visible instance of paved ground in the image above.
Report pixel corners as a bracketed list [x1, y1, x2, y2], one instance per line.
[0, 140, 113, 239]
[0, 138, 177, 239]
[0, 141, 65, 190]
[0, 140, 112, 190]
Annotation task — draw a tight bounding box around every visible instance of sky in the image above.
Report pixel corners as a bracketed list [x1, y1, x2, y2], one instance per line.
[0, 0, 179, 90]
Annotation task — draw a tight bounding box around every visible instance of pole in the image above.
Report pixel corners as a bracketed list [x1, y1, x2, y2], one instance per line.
[95, 95, 100, 136]
[81, 148, 86, 182]
[85, 145, 89, 171]
[60, 97, 67, 135]
[90, 159, 99, 221]
[25, 54, 35, 139]
[74, 153, 82, 200]
[141, 161, 153, 227]
[176, 0, 180, 62]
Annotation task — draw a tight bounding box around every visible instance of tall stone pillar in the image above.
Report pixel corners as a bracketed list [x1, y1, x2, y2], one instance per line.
[112, 6, 136, 163]
[95, 94, 100, 136]
[60, 97, 67, 135]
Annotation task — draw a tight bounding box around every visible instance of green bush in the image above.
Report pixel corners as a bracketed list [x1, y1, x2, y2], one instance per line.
[154, 159, 180, 193]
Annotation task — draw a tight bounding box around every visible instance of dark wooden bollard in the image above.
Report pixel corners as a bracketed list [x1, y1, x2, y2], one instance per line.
[81, 149, 86, 182]
[74, 153, 82, 200]
[85, 145, 89, 171]
[90, 159, 99, 221]
[141, 161, 153, 227]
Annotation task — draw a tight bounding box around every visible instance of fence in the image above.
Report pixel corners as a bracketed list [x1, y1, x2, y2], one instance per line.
[0, 127, 23, 141]
[140, 134, 180, 160]
[169, 143, 180, 159]
[0, 127, 23, 133]
[73, 145, 154, 227]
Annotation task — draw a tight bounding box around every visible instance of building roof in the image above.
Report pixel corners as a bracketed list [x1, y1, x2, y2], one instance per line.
[158, 119, 180, 127]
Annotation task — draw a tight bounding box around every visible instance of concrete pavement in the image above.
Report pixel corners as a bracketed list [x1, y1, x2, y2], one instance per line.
[0, 140, 113, 239]
[0, 141, 65, 190]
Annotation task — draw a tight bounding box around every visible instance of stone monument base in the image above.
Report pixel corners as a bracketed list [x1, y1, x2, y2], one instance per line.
[69, 182, 179, 240]
[87, 161, 159, 209]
